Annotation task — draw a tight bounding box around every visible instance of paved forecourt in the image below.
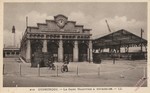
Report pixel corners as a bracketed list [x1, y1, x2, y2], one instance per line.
[3, 58, 147, 87]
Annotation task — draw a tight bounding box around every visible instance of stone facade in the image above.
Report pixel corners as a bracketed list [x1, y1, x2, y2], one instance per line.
[20, 14, 93, 64]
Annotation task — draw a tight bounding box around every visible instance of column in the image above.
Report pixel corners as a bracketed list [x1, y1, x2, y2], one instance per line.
[88, 40, 93, 62]
[9, 52, 11, 56]
[26, 40, 31, 63]
[109, 48, 112, 53]
[73, 41, 78, 62]
[42, 39, 47, 52]
[58, 39, 63, 62]
[127, 47, 129, 60]
[14, 51, 16, 56]
[118, 47, 121, 58]
[102, 48, 104, 53]
[145, 45, 147, 52]
[87, 48, 89, 61]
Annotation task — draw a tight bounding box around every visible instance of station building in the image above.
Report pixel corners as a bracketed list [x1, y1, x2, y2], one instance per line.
[20, 14, 93, 65]
[15, 14, 147, 66]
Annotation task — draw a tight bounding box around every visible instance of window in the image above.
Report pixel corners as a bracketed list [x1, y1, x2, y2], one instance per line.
[16, 52, 19, 55]
[12, 52, 15, 55]
[7, 52, 10, 55]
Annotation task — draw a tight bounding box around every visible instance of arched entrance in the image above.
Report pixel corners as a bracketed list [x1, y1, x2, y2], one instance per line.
[47, 41, 59, 62]
[31, 40, 43, 55]
[31, 40, 44, 67]
[79, 43, 88, 62]
[63, 41, 73, 62]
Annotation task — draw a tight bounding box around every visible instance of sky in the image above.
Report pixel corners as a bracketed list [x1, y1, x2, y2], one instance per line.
[4, 2, 147, 47]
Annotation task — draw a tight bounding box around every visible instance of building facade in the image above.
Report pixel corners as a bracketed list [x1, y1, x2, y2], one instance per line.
[20, 14, 93, 64]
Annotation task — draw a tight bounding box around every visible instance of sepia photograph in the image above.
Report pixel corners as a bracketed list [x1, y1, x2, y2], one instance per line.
[1, 0, 149, 93]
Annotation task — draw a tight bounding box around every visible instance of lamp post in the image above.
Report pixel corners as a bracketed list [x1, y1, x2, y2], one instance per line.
[113, 49, 116, 64]
[67, 43, 69, 62]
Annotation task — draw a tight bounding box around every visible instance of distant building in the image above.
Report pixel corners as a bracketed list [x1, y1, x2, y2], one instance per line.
[3, 25, 19, 58]
[3, 46, 20, 58]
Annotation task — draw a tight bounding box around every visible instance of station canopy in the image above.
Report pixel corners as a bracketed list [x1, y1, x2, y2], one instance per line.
[93, 29, 147, 49]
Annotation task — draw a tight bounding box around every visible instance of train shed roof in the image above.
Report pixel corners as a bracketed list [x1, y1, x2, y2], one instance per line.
[93, 29, 147, 49]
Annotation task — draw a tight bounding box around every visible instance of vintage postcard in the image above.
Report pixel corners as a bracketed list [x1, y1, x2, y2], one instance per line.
[0, 0, 150, 93]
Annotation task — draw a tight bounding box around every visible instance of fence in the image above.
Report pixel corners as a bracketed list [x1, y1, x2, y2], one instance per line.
[3, 62, 103, 77]
[3, 61, 147, 79]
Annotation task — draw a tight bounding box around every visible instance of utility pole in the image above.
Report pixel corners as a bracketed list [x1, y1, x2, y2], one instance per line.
[141, 29, 144, 52]
[26, 16, 28, 28]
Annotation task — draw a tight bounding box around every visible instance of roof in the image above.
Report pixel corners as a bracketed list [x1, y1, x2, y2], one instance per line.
[93, 29, 147, 49]
[3, 46, 20, 51]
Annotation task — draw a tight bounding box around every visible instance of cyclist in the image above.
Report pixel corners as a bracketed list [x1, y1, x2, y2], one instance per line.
[61, 56, 69, 72]
[48, 56, 55, 70]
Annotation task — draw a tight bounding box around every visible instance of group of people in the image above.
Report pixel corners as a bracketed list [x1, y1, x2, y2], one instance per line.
[47, 56, 69, 72]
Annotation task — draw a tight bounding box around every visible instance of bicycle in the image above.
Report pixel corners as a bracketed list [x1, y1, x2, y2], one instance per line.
[61, 63, 68, 73]
[48, 63, 56, 70]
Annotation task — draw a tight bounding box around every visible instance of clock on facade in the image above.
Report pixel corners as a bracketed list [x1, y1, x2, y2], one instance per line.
[57, 19, 66, 28]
